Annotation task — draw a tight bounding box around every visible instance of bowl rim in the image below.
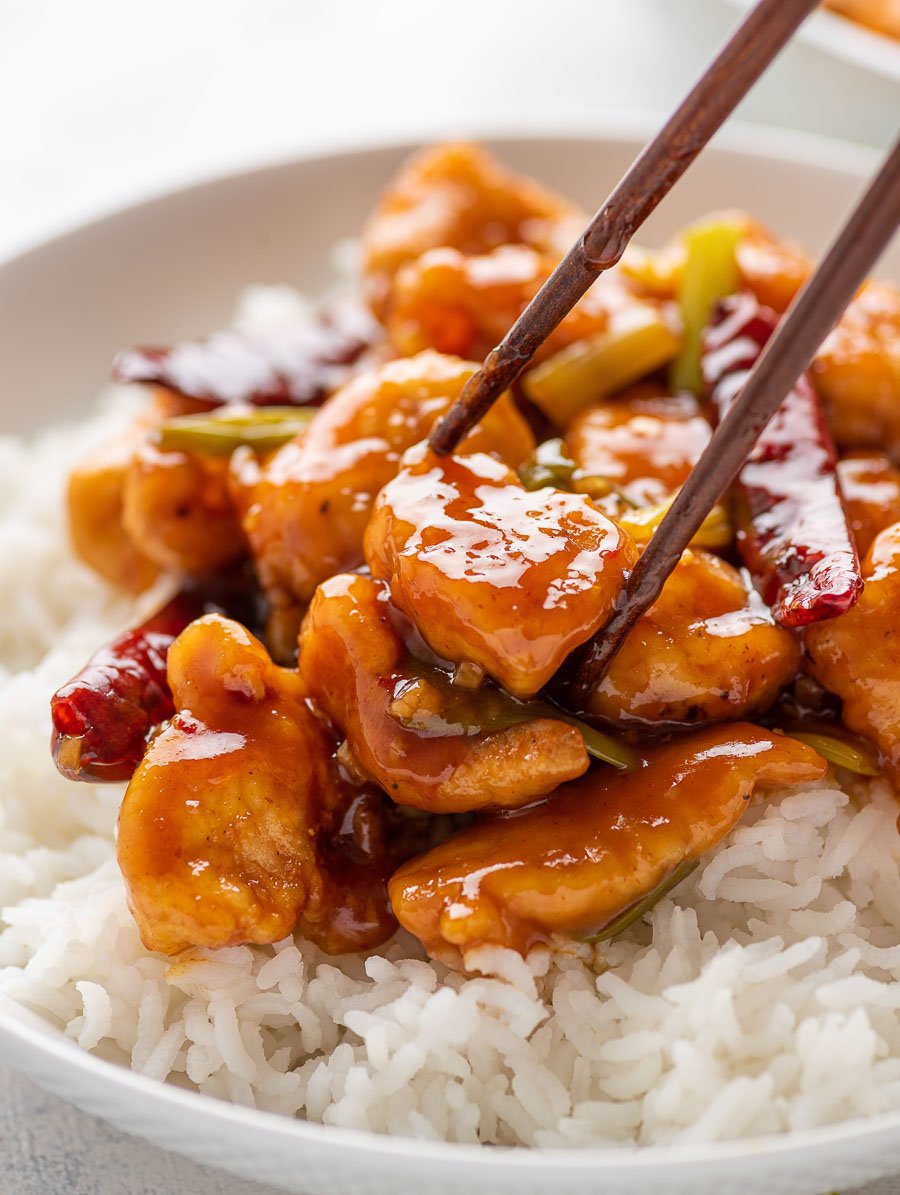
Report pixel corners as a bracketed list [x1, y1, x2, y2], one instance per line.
[0, 120, 897, 1179]
[0, 114, 881, 271]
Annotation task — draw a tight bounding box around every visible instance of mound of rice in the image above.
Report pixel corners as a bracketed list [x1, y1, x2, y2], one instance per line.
[4, 294, 900, 1148]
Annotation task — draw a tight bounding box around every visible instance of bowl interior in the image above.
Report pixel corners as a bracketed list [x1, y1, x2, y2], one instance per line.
[2, 127, 900, 1195]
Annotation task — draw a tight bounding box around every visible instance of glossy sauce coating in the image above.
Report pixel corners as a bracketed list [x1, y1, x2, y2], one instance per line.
[566, 389, 712, 508]
[365, 446, 638, 698]
[703, 293, 862, 628]
[118, 615, 396, 956]
[588, 550, 799, 730]
[123, 441, 244, 574]
[299, 573, 589, 812]
[386, 243, 639, 364]
[231, 351, 535, 618]
[805, 523, 900, 787]
[362, 141, 582, 320]
[390, 724, 825, 967]
[811, 281, 900, 458]
[837, 453, 900, 557]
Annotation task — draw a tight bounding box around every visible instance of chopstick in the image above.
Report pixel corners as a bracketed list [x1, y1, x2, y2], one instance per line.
[429, 0, 819, 457]
[566, 133, 900, 709]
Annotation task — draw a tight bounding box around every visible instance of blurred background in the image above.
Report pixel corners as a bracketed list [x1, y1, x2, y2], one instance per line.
[1, 0, 897, 262]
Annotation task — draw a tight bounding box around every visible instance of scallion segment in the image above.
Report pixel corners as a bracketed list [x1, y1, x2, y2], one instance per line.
[523, 305, 681, 428]
[580, 858, 699, 943]
[670, 216, 746, 395]
[156, 407, 316, 456]
[784, 726, 880, 777]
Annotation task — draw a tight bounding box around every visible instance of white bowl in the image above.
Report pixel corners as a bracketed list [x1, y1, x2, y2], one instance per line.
[1, 125, 899, 1195]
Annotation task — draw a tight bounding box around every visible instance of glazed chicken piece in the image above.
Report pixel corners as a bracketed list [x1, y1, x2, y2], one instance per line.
[384, 243, 640, 363]
[362, 141, 582, 320]
[565, 388, 712, 508]
[390, 724, 825, 967]
[299, 573, 589, 812]
[587, 550, 799, 730]
[805, 523, 900, 787]
[735, 222, 811, 314]
[67, 390, 215, 591]
[68, 432, 161, 593]
[837, 453, 900, 557]
[810, 282, 900, 457]
[118, 614, 396, 955]
[365, 446, 638, 699]
[231, 350, 534, 620]
[122, 440, 244, 575]
[365, 142, 645, 363]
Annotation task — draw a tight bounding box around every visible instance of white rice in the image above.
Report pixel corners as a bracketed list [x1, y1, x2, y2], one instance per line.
[4, 290, 900, 1148]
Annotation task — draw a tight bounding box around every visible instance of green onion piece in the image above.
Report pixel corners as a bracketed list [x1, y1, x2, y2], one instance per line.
[784, 726, 881, 777]
[580, 858, 699, 944]
[156, 407, 316, 456]
[523, 304, 681, 428]
[538, 704, 640, 770]
[669, 216, 745, 395]
[518, 438, 577, 491]
[519, 441, 642, 510]
[387, 660, 638, 770]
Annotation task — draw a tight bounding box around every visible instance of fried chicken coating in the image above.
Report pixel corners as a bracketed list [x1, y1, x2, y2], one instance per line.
[299, 573, 589, 812]
[389, 724, 825, 968]
[837, 453, 900, 557]
[565, 389, 712, 508]
[362, 142, 582, 320]
[118, 614, 395, 955]
[811, 282, 900, 457]
[231, 351, 534, 621]
[365, 446, 638, 699]
[122, 441, 244, 574]
[805, 523, 900, 787]
[587, 550, 800, 730]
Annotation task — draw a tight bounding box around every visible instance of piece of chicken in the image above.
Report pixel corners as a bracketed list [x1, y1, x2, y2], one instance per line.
[811, 282, 900, 458]
[365, 446, 638, 699]
[362, 142, 583, 321]
[384, 242, 642, 364]
[68, 432, 161, 593]
[587, 550, 799, 730]
[390, 724, 826, 968]
[805, 522, 900, 786]
[735, 223, 812, 314]
[365, 142, 652, 363]
[230, 350, 534, 623]
[67, 390, 209, 592]
[837, 453, 900, 557]
[118, 613, 396, 955]
[122, 441, 244, 575]
[565, 388, 712, 508]
[298, 573, 589, 812]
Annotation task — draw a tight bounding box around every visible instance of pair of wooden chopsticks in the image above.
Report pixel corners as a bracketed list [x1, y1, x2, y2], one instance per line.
[427, 0, 900, 707]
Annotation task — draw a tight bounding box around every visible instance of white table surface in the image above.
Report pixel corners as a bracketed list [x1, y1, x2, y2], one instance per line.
[1, 1, 898, 1191]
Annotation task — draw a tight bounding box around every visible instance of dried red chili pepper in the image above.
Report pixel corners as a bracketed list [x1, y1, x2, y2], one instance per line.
[112, 297, 378, 409]
[701, 292, 862, 628]
[51, 574, 264, 783]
